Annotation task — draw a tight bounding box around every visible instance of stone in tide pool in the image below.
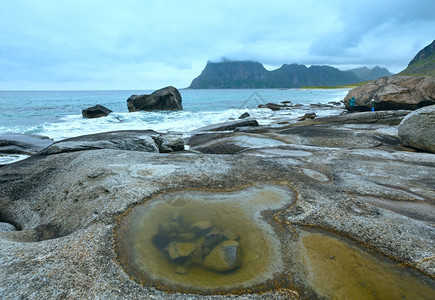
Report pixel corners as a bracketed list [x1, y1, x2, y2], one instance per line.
[202, 240, 242, 272]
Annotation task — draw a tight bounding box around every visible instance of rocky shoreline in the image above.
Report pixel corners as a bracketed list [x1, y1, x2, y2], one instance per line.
[1, 99, 434, 298]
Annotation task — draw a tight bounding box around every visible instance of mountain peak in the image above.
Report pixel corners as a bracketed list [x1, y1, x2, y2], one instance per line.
[346, 66, 393, 81]
[399, 40, 435, 77]
[188, 61, 362, 89]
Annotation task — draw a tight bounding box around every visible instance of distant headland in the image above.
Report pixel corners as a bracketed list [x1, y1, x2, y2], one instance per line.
[188, 61, 392, 89]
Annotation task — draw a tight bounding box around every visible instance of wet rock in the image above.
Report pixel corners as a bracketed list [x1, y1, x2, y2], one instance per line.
[178, 233, 196, 242]
[238, 112, 250, 119]
[193, 119, 259, 132]
[222, 229, 240, 241]
[39, 130, 184, 155]
[1, 128, 435, 297]
[398, 105, 435, 153]
[0, 133, 53, 155]
[276, 126, 383, 148]
[165, 242, 196, 261]
[191, 248, 204, 265]
[154, 134, 185, 153]
[343, 76, 435, 111]
[190, 134, 287, 154]
[81, 104, 112, 118]
[202, 240, 242, 272]
[298, 112, 316, 121]
[190, 221, 212, 234]
[175, 266, 189, 274]
[203, 231, 226, 250]
[127, 86, 183, 112]
[305, 110, 411, 125]
[258, 103, 291, 111]
[34, 224, 61, 241]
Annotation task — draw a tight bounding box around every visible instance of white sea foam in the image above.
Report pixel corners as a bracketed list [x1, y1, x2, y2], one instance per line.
[0, 89, 350, 141]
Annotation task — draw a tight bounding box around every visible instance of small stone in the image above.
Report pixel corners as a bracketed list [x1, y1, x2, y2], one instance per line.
[165, 242, 196, 261]
[195, 237, 205, 248]
[222, 228, 240, 241]
[171, 212, 183, 222]
[238, 112, 250, 119]
[203, 231, 226, 250]
[175, 266, 189, 274]
[178, 232, 196, 242]
[202, 240, 242, 272]
[191, 248, 204, 265]
[190, 221, 212, 234]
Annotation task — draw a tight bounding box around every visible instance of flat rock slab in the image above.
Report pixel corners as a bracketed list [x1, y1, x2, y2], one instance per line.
[306, 110, 412, 125]
[193, 119, 259, 132]
[0, 141, 433, 299]
[40, 130, 184, 155]
[0, 133, 53, 155]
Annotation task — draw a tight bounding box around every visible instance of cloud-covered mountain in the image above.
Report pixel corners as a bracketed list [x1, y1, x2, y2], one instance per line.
[188, 61, 363, 89]
[345, 66, 393, 81]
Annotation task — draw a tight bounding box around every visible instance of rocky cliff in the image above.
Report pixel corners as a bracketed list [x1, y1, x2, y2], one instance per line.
[399, 40, 435, 77]
[188, 61, 362, 89]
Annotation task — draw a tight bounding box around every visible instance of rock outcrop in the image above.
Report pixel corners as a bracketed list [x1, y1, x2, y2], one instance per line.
[0, 112, 434, 299]
[399, 40, 435, 77]
[193, 119, 259, 132]
[398, 105, 435, 153]
[127, 86, 183, 112]
[305, 110, 412, 125]
[81, 105, 112, 118]
[343, 76, 435, 111]
[0, 134, 53, 155]
[39, 130, 184, 155]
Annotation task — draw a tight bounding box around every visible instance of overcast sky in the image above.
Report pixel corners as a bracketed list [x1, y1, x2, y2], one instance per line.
[0, 0, 434, 90]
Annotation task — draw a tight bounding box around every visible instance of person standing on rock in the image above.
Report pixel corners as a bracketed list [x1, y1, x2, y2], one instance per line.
[370, 99, 375, 112]
[349, 97, 356, 113]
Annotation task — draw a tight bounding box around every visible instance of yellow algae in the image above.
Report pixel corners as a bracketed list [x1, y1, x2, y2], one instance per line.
[295, 231, 435, 300]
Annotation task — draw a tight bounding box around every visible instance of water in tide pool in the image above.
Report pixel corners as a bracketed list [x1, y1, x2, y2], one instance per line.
[0, 89, 349, 140]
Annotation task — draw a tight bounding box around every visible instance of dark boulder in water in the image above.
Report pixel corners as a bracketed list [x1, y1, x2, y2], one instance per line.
[238, 112, 250, 119]
[82, 104, 112, 118]
[127, 86, 183, 112]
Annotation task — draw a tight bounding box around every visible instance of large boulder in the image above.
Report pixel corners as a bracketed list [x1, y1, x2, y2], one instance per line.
[82, 105, 112, 118]
[398, 105, 435, 153]
[127, 86, 183, 112]
[343, 76, 435, 111]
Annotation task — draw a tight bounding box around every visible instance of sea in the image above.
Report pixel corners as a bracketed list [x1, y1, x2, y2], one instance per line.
[0, 88, 350, 163]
